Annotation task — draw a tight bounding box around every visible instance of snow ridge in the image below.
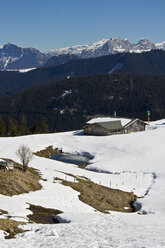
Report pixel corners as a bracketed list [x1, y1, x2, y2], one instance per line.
[46, 37, 165, 58]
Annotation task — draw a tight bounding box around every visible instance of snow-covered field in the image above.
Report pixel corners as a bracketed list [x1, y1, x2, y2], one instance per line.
[0, 119, 165, 247]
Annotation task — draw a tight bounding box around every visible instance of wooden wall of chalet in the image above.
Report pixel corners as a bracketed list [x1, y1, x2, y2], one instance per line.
[108, 129, 125, 135]
[84, 124, 109, 136]
[125, 119, 146, 133]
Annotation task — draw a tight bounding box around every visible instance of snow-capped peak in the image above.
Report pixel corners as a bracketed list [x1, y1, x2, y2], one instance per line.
[155, 41, 165, 49]
[45, 39, 109, 57]
[85, 38, 109, 51]
[46, 37, 163, 59]
[1, 37, 165, 70]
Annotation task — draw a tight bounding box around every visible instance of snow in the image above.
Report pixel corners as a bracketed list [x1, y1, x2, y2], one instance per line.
[1, 56, 20, 69]
[108, 62, 124, 73]
[60, 90, 72, 98]
[85, 38, 109, 51]
[155, 41, 165, 49]
[130, 49, 142, 53]
[113, 48, 126, 52]
[19, 68, 36, 73]
[46, 39, 109, 56]
[46, 37, 165, 58]
[4, 57, 11, 68]
[0, 119, 165, 247]
[46, 44, 89, 56]
[0, 68, 36, 73]
[87, 116, 131, 126]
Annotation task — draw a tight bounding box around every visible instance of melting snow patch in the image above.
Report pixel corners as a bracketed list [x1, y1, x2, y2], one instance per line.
[19, 68, 36, 73]
[60, 90, 72, 98]
[108, 62, 123, 73]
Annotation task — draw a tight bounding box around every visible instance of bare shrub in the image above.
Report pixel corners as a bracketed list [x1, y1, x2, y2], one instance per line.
[16, 145, 33, 172]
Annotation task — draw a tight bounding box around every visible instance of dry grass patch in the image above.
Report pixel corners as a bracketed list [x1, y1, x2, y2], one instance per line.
[0, 219, 26, 239]
[27, 204, 63, 224]
[0, 166, 42, 196]
[0, 209, 8, 215]
[54, 175, 137, 213]
[34, 145, 62, 158]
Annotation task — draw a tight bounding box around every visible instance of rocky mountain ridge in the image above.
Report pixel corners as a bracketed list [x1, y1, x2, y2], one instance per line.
[0, 43, 48, 70]
[0, 37, 165, 70]
[47, 37, 165, 58]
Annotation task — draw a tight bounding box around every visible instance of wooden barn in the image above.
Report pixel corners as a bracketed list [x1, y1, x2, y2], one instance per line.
[84, 118, 147, 136]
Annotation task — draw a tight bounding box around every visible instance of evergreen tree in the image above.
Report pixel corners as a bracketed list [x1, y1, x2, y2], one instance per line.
[30, 120, 49, 134]
[0, 115, 6, 136]
[19, 114, 28, 135]
[36, 120, 49, 133]
[7, 116, 18, 136]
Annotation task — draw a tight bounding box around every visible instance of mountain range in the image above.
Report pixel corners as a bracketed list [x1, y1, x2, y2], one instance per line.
[1, 37, 165, 70]
[47, 37, 165, 58]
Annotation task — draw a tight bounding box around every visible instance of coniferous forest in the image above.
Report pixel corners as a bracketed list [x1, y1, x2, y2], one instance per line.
[1, 49, 165, 98]
[0, 73, 165, 135]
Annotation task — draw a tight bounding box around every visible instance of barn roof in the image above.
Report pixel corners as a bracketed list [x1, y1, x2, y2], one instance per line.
[85, 117, 147, 132]
[93, 120, 123, 130]
[87, 117, 131, 126]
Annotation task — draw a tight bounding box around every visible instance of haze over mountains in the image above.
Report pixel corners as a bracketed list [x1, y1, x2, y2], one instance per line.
[1, 37, 165, 70]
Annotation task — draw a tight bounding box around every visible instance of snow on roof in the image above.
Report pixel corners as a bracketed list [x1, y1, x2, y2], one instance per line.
[87, 117, 131, 127]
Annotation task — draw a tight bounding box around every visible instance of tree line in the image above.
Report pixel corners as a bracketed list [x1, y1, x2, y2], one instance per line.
[0, 114, 49, 137]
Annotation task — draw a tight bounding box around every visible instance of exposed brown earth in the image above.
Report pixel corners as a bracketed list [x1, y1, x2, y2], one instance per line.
[34, 145, 62, 158]
[0, 209, 8, 215]
[0, 166, 42, 196]
[27, 204, 63, 224]
[54, 175, 137, 213]
[0, 219, 26, 239]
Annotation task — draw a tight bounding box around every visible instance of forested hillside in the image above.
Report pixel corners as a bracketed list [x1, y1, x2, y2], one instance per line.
[0, 73, 165, 135]
[1, 50, 165, 98]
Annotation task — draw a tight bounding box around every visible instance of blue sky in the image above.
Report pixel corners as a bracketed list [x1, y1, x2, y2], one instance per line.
[1, 0, 165, 51]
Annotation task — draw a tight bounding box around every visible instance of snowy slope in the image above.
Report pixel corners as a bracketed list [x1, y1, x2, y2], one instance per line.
[0, 120, 165, 247]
